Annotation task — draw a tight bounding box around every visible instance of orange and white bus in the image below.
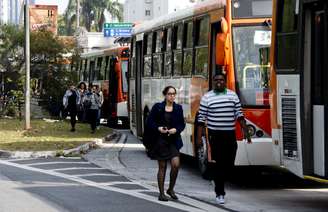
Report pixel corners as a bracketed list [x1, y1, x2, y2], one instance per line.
[270, 0, 328, 180]
[78, 46, 130, 127]
[129, 0, 273, 175]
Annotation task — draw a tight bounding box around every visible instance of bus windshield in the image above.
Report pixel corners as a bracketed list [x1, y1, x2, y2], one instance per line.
[232, 25, 271, 107]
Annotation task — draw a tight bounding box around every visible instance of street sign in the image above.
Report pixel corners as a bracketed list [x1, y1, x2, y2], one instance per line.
[104, 23, 133, 37]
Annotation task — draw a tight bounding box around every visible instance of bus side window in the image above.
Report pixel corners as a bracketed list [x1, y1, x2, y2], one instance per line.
[99, 57, 105, 80]
[85, 59, 90, 82]
[194, 17, 209, 78]
[104, 56, 110, 80]
[173, 24, 183, 76]
[153, 30, 163, 78]
[143, 33, 152, 77]
[163, 27, 173, 77]
[182, 21, 193, 76]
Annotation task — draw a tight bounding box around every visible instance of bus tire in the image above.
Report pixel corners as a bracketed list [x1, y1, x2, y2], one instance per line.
[194, 121, 211, 180]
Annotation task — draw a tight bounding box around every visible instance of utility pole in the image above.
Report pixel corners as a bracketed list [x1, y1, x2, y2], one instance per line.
[77, 0, 80, 28]
[25, 0, 31, 129]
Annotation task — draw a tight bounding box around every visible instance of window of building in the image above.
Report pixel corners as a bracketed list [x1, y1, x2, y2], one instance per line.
[145, 10, 151, 16]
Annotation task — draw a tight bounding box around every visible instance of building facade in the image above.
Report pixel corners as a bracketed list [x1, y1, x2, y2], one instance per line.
[0, 0, 35, 25]
[123, 0, 202, 23]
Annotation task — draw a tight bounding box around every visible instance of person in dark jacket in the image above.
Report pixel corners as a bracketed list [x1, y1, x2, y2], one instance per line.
[84, 85, 101, 133]
[63, 85, 80, 132]
[77, 81, 87, 122]
[146, 86, 185, 201]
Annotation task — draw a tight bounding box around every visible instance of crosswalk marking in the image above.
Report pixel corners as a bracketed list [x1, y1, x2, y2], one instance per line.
[22, 161, 90, 166]
[51, 167, 107, 171]
[74, 173, 119, 177]
[0, 159, 224, 212]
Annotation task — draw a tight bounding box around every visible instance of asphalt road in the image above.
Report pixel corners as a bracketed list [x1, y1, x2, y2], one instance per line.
[1, 129, 327, 212]
[86, 129, 328, 212]
[0, 157, 221, 212]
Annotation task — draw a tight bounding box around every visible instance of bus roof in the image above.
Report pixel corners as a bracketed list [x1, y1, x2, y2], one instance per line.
[103, 46, 129, 55]
[80, 50, 105, 58]
[133, 0, 225, 35]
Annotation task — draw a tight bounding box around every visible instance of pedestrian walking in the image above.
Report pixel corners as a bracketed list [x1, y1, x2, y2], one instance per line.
[63, 85, 80, 132]
[197, 71, 252, 205]
[95, 85, 104, 129]
[84, 85, 101, 133]
[145, 86, 185, 201]
[77, 81, 87, 122]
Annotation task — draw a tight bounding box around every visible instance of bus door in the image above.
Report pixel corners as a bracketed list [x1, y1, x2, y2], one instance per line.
[108, 57, 118, 126]
[135, 40, 143, 138]
[307, 4, 328, 178]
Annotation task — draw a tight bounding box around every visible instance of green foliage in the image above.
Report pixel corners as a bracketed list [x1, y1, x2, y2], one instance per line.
[63, 0, 123, 34]
[0, 25, 79, 117]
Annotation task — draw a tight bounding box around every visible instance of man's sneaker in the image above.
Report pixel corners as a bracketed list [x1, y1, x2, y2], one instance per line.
[216, 195, 225, 204]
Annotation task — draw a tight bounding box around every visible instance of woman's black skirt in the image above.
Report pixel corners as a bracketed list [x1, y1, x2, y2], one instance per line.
[148, 135, 179, 160]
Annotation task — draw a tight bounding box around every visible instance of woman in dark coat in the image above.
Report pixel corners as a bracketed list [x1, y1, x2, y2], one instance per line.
[146, 86, 185, 201]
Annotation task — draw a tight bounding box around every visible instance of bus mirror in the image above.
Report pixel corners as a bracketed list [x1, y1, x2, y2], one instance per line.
[216, 33, 228, 66]
[216, 18, 229, 66]
[220, 17, 228, 34]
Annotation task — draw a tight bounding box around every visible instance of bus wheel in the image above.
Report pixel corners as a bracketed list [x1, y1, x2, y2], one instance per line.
[196, 135, 211, 179]
[194, 124, 211, 180]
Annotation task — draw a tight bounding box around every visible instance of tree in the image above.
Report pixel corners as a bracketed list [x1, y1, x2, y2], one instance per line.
[0, 25, 25, 94]
[0, 25, 79, 117]
[64, 0, 123, 34]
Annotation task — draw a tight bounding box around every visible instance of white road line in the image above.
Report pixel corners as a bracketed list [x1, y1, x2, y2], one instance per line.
[26, 161, 91, 166]
[98, 182, 143, 186]
[0, 160, 223, 212]
[52, 167, 107, 171]
[74, 173, 119, 177]
[6, 158, 82, 162]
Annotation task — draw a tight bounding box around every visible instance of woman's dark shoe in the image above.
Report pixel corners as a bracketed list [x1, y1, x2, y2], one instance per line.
[158, 194, 169, 201]
[166, 190, 178, 200]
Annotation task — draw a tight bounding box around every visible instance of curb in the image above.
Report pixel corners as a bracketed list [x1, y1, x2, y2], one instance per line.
[0, 131, 122, 159]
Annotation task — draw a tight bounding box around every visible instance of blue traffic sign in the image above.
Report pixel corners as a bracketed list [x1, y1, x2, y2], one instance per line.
[104, 23, 132, 37]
